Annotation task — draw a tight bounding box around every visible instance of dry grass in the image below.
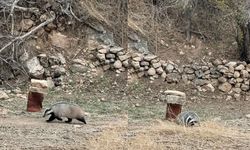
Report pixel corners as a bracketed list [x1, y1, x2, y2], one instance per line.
[86, 119, 250, 149]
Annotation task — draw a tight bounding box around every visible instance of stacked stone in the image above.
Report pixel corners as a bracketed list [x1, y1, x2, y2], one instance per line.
[181, 62, 220, 86]
[129, 53, 166, 80]
[95, 46, 129, 74]
[34, 53, 66, 86]
[212, 59, 250, 99]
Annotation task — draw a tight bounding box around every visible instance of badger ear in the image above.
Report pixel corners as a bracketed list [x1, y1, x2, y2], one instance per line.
[43, 108, 51, 117]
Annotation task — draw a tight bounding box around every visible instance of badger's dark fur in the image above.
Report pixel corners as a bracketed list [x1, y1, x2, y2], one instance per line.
[43, 102, 87, 124]
[176, 111, 200, 127]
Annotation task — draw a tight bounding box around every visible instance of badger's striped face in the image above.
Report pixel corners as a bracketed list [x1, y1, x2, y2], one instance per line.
[43, 108, 53, 117]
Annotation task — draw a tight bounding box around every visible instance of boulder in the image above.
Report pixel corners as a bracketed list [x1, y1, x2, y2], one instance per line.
[234, 71, 240, 78]
[241, 70, 249, 78]
[156, 67, 164, 74]
[118, 55, 129, 61]
[98, 48, 109, 54]
[147, 68, 156, 76]
[144, 54, 157, 61]
[29, 79, 48, 94]
[235, 64, 245, 71]
[97, 53, 106, 61]
[25, 57, 44, 79]
[110, 46, 124, 53]
[218, 77, 227, 83]
[105, 53, 116, 59]
[122, 60, 129, 68]
[218, 82, 232, 93]
[113, 60, 122, 69]
[165, 64, 175, 73]
[241, 84, 250, 91]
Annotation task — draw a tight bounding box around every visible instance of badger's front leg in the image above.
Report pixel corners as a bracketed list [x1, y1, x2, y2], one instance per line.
[47, 115, 56, 122]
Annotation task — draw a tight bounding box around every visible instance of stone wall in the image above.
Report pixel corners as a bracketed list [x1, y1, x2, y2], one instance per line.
[93, 45, 250, 100]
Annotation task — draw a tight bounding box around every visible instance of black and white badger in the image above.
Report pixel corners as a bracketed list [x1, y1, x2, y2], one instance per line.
[43, 102, 88, 124]
[176, 111, 200, 127]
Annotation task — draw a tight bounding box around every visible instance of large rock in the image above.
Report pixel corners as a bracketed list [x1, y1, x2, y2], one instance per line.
[218, 82, 232, 93]
[165, 64, 174, 73]
[0, 91, 9, 100]
[234, 71, 240, 78]
[97, 53, 106, 61]
[152, 62, 161, 68]
[156, 67, 164, 74]
[144, 54, 157, 61]
[113, 60, 122, 69]
[225, 61, 237, 67]
[106, 53, 116, 59]
[241, 70, 249, 78]
[161, 90, 186, 105]
[110, 46, 124, 53]
[29, 79, 48, 94]
[212, 59, 222, 66]
[122, 60, 129, 68]
[147, 68, 156, 76]
[241, 84, 250, 91]
[26, 57, 44, 78]
[140, 61, 150, 66]
[131, 61, 140, 69]
[235, 64, 245, 71]
[118, 55, 129, 61]
[98, 48, 109, 54]
[218, 76, 227, 83]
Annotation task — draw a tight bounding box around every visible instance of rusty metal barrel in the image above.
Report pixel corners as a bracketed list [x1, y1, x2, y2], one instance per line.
[27, 79, 48, 112]
[160, 90, 186, 121]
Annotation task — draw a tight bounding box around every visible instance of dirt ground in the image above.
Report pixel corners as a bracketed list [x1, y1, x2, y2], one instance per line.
[0, 72, 250, 150]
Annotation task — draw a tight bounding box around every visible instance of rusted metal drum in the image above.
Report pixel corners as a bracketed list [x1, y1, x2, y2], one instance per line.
[165, 103, 182, 120]
[26, 79, 48, 112]
[27, 91, 44, 112]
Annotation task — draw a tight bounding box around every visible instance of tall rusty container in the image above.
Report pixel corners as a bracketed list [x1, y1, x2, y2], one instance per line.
[27, 79, 48, 112]
[160, 90, 186, 121]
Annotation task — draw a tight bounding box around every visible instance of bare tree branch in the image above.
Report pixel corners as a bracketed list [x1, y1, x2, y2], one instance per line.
[0, 11, 56, 54]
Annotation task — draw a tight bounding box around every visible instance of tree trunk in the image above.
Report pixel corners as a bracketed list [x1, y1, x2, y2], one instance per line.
[237, 22, 250, 63]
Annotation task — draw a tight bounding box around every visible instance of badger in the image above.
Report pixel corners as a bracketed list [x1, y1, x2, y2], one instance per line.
[175, 111, 200, 127]
[43, 102, 87, 124]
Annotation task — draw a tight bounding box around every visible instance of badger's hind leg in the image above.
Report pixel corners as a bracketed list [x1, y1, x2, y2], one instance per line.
[65, 118, 72, 123]
[56, 117, 63, 121]
[77, 117, 86, 124]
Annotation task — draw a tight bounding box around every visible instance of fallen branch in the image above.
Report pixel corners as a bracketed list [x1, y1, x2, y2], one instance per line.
[0, 11, 56, 54]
